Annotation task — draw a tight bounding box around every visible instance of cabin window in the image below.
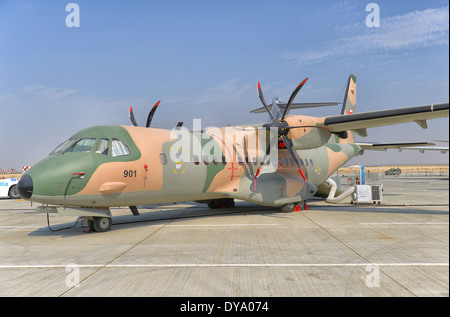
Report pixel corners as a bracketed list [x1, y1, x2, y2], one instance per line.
[111, 138, 131, 157]
[67, 138, 97, 153]
[310, 159, 314, 166]
[289, 158, 294, 166]
[284, 158, 288, 166]
[193, 155, 200, 165]
[160, 153, 167, 165]
[96, 138, 109, 155]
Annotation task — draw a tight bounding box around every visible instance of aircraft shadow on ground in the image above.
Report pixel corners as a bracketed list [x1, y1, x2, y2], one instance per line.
[27, 203, 283, 237]
[27, 200, 448, 237]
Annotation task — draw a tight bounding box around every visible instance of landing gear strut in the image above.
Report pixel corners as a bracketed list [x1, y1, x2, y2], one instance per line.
[82, 216, 112, 232]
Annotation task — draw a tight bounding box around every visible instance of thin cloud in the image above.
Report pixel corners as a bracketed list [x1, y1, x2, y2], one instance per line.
[23, 85, 79, 100]
[282, 5, 449, 66]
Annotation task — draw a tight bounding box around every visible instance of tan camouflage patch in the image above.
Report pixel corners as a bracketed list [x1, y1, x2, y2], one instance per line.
[78, 127, 171, 195]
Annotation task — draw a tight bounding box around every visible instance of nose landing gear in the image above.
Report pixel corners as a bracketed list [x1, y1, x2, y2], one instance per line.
[82, 216, 112, 232]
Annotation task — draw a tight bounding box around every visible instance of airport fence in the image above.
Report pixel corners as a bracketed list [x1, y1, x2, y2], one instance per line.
[332, 169, 448, 190]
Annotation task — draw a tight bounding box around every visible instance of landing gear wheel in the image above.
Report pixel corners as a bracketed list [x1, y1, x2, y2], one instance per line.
[207, 199, 235, 209]
[93, 217, 112, 232]
[207, 200, 221, 209]
[224, 199, 235, 208]
[281, 203, 295, 213]
[8, 185, 20, 199]
[299, 200, 307, 210]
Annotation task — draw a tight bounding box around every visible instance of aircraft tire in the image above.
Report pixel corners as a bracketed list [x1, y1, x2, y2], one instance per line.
[299, 200, 307, 210]
[281, 203, 295, 213]
[8, 185, 20, 199]
[207, 200, 221, 209]
[93, 217, 112, 232]
[207, 199, 235, 209]
[224, 199, 235, 208]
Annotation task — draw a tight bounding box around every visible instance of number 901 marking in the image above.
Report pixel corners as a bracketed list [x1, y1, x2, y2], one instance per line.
[124, 170, 137, 177]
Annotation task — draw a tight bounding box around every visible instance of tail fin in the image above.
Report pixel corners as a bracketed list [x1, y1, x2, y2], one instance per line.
[341, 74, 357, 115]
[339, 74, 357, 143]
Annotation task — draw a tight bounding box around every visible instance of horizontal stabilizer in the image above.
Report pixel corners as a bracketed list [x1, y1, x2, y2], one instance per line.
[250, 102, 339, 114]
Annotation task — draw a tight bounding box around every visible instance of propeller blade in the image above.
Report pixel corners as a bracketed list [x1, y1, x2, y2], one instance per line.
[281, 135, 302, 171]
[129, 106, 138, 126]
[281, 78, 308, 121]
[253, 134, 278, 191]
[281, 134, 309, 185]
[146, 100, 161, 128]
[257, 82, 275, 122]
[253, 166, 263, 191]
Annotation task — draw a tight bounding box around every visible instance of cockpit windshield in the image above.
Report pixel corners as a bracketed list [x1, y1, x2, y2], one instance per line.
[66, 138, 97, 153]
[49, 134, 132, 157]
[49, 138, 77, 155]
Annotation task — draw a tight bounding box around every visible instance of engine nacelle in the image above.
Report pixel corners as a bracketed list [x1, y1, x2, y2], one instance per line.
[285, 115, 333, 150]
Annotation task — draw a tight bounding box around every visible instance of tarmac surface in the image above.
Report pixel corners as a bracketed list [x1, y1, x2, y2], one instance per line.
[0, 176, 448, 297]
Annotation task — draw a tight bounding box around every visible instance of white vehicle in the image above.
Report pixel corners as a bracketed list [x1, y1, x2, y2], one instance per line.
[0, 178, 20, 199]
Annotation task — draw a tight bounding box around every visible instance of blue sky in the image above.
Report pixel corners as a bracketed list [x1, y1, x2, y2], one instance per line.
[0, 0, 448, 169]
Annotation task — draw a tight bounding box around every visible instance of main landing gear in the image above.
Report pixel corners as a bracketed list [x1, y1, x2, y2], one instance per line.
[82, 216, 112, 232]
[281, 201, 307, 213]
[207, 199, 235, 209]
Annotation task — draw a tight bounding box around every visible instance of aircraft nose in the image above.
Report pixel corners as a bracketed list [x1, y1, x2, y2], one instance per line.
[17, 174, 33, 200]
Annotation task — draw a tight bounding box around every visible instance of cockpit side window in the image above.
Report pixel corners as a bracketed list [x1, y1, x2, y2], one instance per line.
[66, 138, 97, 153]
[96, 138, 109, 155]
[50, 138, 77, 155]
[112, 138, 131, 157]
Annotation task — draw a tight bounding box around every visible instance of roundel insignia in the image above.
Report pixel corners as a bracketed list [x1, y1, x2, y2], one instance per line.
[170, 145, 186, 175]
[173, 161, 185, 174]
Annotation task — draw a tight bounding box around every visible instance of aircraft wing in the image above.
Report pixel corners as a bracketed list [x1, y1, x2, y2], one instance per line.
[356, 142, 436, 151]
[319, 103, 449, 136]
[356, 142, 449, 154]
[398, 146, 449, 154]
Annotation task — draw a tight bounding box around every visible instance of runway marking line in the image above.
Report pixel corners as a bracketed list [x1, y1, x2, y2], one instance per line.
[167, 224, 277, 227]
[361, 222, 449, 225]
[0, 263, 448, 269]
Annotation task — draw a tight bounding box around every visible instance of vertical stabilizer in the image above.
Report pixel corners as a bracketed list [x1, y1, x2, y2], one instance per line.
[341, 74, 357, 115]
[339, 74, 357, 143]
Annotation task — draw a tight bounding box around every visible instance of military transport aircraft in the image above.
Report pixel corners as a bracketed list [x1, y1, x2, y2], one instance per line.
[17, 74, 449, 232]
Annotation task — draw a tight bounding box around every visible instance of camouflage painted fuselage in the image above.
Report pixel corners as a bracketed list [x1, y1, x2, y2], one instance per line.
[22, 119, 360, 208]
[18, 73, 449, 213]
